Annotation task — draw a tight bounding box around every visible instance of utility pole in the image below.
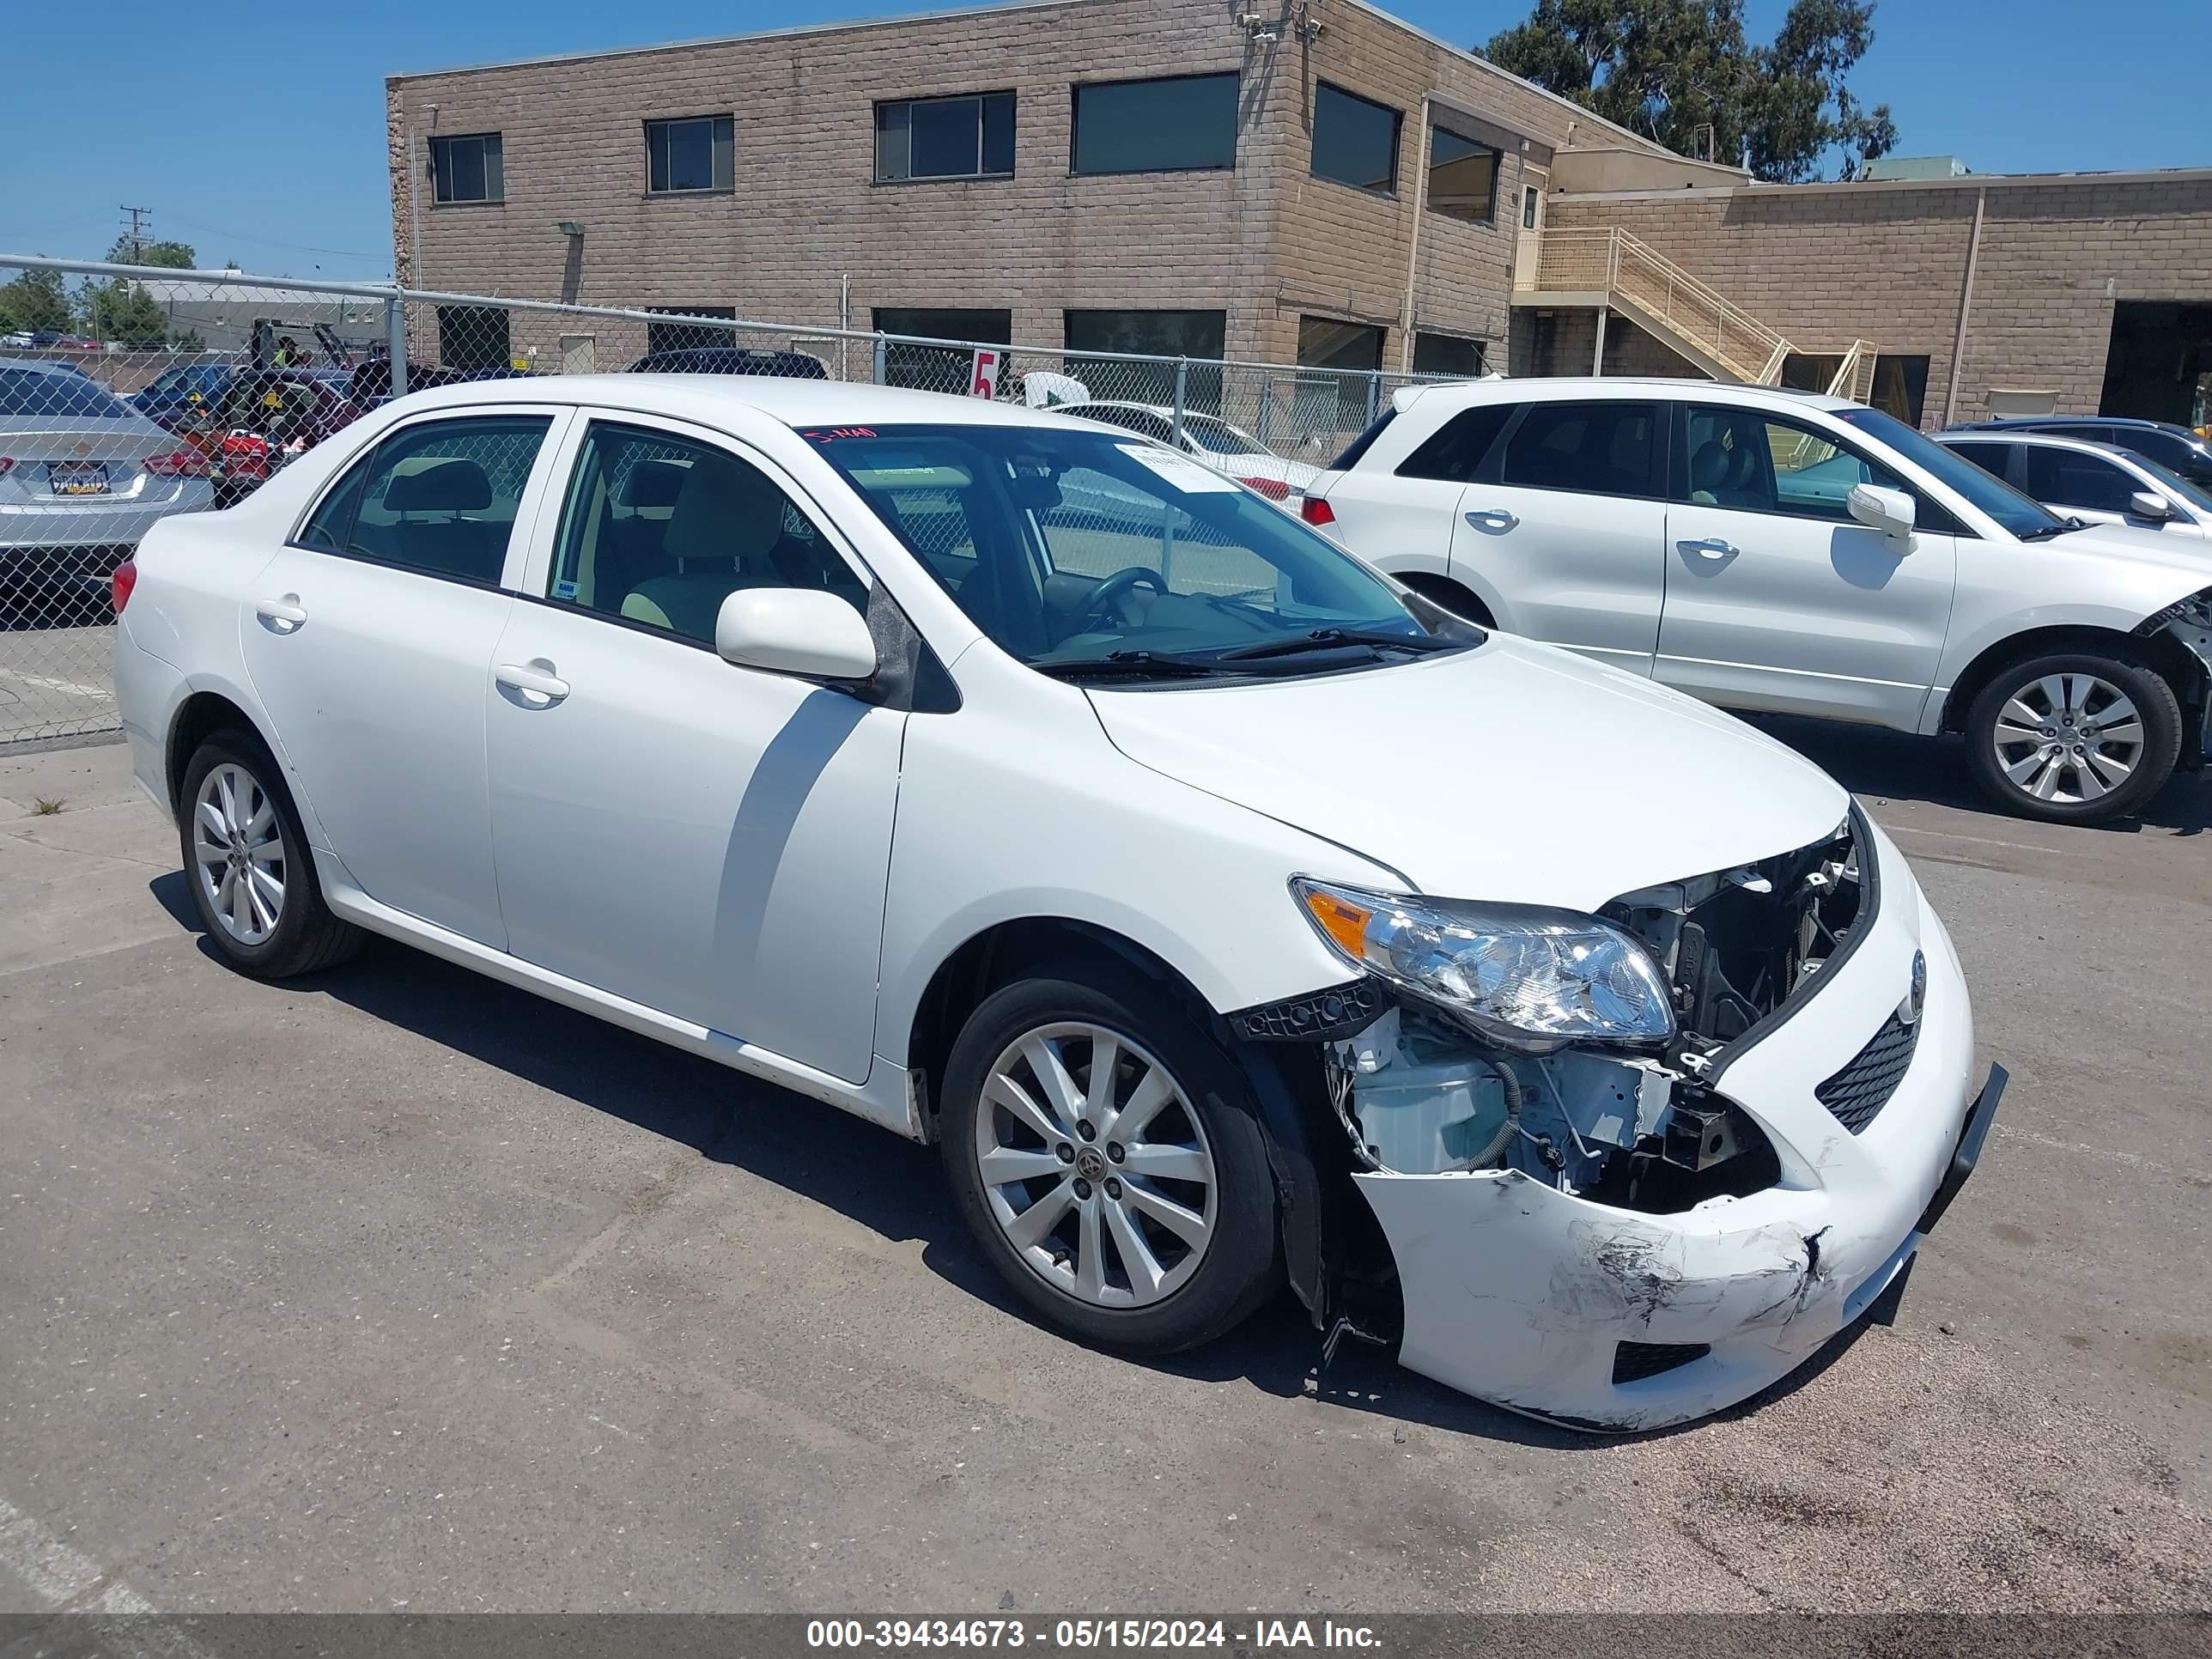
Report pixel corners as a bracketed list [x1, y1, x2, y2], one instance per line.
[119, 205, 152, 261]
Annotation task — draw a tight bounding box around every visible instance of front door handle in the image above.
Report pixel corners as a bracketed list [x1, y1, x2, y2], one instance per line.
[1464, 508, 1520, 532]
[255, 595, 307, 633]
[1677, 537, 1740, 561]
[495, 661, 570, 706]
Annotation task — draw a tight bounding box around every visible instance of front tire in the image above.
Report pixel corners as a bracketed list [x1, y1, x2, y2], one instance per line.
[939, 968, 1279, 1355]
[1963, 650, 2181, 824]
[178, 730, 364, 978]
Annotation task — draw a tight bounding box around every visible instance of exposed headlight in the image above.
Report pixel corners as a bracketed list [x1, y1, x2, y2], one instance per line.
[1291, 878, 1676, 1053]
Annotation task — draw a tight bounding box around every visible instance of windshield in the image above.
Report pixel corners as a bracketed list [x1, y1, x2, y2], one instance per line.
[1181, 414, 1268, 457]
[804, 422, 1468, 678]
[2125, 453, 2212, 516]
[1838, 407, 2064, 539]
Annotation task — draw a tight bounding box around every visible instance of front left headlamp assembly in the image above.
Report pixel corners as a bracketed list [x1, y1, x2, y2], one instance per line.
[1292, 878, 1677, 1054]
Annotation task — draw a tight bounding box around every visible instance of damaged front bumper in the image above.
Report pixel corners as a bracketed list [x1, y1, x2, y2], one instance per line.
[1350, 823, 1998, 1432]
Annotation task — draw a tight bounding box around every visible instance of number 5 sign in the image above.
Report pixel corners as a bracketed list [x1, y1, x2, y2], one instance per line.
[969, 348, 1003, 398]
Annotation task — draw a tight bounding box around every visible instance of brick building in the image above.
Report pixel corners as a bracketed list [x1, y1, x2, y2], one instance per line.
[386, 0, 2212, 429]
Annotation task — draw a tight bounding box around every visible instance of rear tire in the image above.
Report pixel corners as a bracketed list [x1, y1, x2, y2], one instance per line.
[177, 730, 364, 979]
[939, 966, 1279, 1356]
[1963, 648, 2181, 824]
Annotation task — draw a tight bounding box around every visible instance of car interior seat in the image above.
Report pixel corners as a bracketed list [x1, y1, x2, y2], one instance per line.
[380, 457, 501, 581]
[596, 458, 689, 605]
[622, 454, 787, 639]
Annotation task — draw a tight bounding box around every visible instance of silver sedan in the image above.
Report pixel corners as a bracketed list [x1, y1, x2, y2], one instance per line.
[1, 358, 216, 610]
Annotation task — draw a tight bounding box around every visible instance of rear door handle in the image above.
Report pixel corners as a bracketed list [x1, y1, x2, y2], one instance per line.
[1677, 537, 1740, 561]
[1464, 508, 1519, 532]
[495, 662, 570, 706]
[255, 596, 307, 633]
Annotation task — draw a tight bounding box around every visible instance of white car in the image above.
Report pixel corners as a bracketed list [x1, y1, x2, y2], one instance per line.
[1, 358, 214, 609]
[1303, 377, 2212, 824]
[1060, 400, 1321, 503]
[114, 375, 2001, 1431]
[1939, 428, 2212, 541]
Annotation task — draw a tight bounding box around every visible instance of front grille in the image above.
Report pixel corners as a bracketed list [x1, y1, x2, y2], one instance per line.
[1815, 1009, 1920, 1133]
[1612, 1340, 1711, 1384]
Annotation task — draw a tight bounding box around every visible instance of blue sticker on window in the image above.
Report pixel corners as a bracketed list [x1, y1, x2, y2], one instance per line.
[552, 579, 578, 599]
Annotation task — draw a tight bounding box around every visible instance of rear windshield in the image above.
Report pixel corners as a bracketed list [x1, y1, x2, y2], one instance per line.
[0, 368, 131, 418]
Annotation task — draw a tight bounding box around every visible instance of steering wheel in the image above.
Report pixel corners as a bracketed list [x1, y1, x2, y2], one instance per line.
[1074, 566, 1167, 625]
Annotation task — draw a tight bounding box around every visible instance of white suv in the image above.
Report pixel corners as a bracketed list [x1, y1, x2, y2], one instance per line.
[1303, 378, 2212, 823]
[115, 375, 2000, 1430]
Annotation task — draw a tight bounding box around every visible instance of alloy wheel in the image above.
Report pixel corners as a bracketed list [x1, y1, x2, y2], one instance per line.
[1989, 671, 2146, 805]
[972, 1022, 1218, 1310]
[191, 762, 287, 945]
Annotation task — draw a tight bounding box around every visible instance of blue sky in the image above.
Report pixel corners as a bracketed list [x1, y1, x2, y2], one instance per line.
[3, 1, 2206, 282]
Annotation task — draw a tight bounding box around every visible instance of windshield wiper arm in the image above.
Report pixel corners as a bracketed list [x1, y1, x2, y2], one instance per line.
[1212, 627, 1456, 662]
[1030, 649, 1229, 681]
[2019, 520, 2084, 541]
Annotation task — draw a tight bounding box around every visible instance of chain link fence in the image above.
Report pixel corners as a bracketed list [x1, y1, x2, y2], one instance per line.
[0, 253, 1469, 744]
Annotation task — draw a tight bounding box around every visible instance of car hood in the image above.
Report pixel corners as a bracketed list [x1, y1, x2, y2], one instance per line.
[1085, 633, 1851, 911]
[2033, 521, 2212, 583]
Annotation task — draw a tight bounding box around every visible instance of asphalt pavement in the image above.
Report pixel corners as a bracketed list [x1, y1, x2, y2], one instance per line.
[1, 726, 2207, 1614]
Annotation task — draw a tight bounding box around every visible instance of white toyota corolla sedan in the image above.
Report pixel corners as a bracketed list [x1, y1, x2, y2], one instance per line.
[112, 375, 2002, 1431]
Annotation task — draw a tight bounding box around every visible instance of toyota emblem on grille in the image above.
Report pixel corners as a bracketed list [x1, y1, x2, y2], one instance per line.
[1898, 951, 1927, 1026]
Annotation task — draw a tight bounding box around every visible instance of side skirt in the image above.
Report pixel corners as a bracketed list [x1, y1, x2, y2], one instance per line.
[321, 878, 924, 1139]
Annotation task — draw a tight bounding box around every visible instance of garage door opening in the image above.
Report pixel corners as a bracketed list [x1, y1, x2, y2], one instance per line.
[2100, 301, 2212, 427]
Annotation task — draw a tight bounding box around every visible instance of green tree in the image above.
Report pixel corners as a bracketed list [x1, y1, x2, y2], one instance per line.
[1483, 0, 1894, 183]
[0, 266, 75, 335]
[105, 234, 197, 270]
[88, 235, 198, 347]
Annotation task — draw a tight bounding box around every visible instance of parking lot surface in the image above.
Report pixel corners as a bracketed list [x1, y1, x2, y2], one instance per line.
[3, 727, 2208, 1614]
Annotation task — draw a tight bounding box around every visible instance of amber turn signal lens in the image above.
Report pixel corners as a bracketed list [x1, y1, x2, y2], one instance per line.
[1300, 887, 1372, 959]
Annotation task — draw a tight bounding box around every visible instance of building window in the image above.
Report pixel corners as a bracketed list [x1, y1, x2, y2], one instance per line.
[875, 307, 1014, 391]
[647, 116, 734, 194]
[435, 305, 513, 374]
[1522, 185, 1540, 230]
[1311, 82, 1401, 195]
[877, 92, 1014, 181]
[1412, 332, 1485, 378]
[1065, 309, 1228, 407]
[430, 133, 503, 204]
[1782, 352, 1931, 426]
[1298, 316, 1385, 374]
[1427, 125, 1497, 224]
[1070, 75, 1237, 176]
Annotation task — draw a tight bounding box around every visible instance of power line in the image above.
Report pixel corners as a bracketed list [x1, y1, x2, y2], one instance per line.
[118, 204, 152, 259]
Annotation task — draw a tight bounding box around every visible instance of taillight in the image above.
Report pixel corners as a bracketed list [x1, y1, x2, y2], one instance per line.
[0, 457, 15, 475]
[112, 559, 137, 616]
[1238, 475, 1291, 500]
[144, 450, 208, 478]
[1301, 495, 1336, 526]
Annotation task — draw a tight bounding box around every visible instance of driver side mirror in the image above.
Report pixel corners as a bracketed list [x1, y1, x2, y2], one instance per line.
[2129, 489, 2177, 523]
[715, 588, 877, 682]
[1847, 482, 1917, 548]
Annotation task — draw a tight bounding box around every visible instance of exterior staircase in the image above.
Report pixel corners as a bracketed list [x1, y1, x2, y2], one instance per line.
[1517, 226, 1795, 386]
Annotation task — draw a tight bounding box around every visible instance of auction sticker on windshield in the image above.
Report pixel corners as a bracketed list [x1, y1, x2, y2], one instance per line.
[1116, 443, 1237, 492]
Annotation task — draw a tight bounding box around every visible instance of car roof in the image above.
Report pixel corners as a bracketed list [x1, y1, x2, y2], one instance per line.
[1960, 415, 2194, 437]
[383, 373, 1096, 432]
[1397, 374, 1856, 416]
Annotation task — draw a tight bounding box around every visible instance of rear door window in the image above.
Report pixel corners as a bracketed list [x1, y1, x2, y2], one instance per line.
[296, 416, 552, 584]
[1498, 401, 1660, 498]
[1948, 441, 2017, 487]
[1397, 403, 1511, 483]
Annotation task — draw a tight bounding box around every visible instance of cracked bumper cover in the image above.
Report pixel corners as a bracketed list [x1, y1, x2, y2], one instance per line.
[1352, 821, 1997, 1431]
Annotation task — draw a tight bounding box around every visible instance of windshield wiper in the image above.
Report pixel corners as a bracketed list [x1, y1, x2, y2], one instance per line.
[1211, 627, 1457, 662]
[2019, 518, 2087, 541]
[1030, 649, 1230, 681]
